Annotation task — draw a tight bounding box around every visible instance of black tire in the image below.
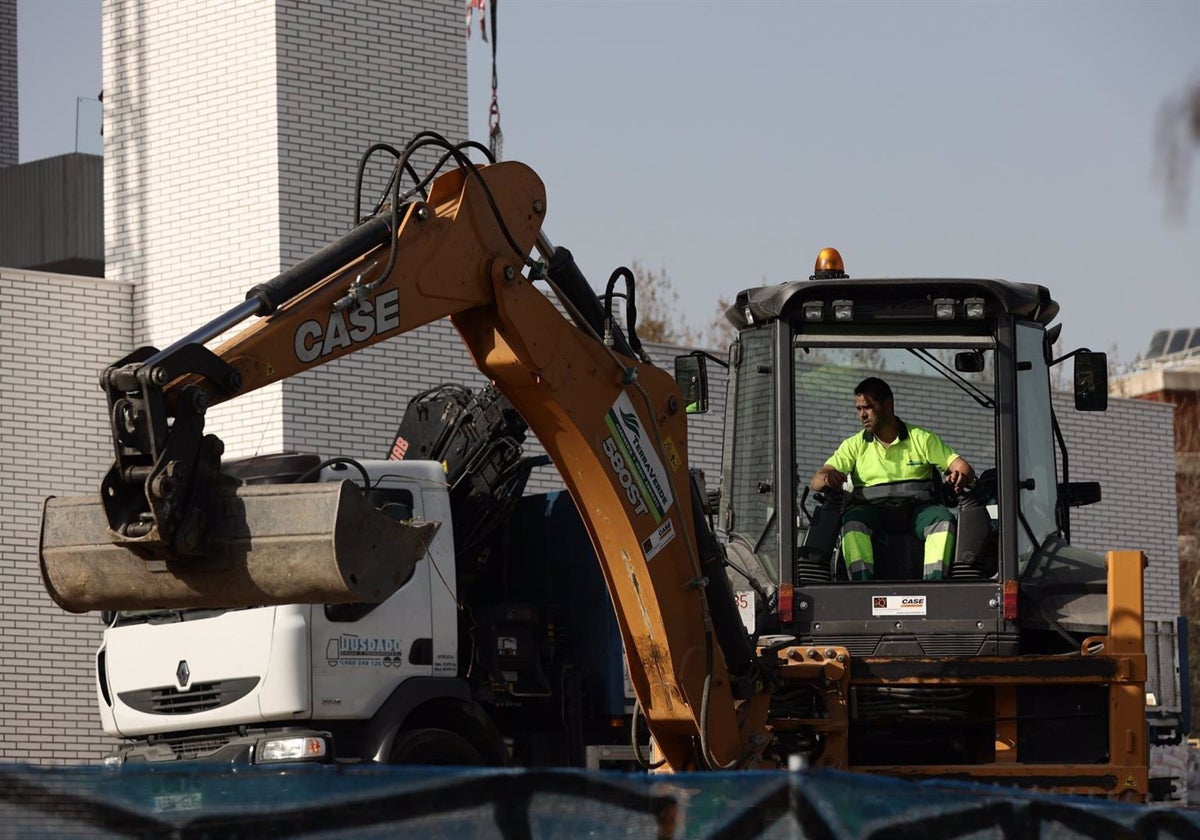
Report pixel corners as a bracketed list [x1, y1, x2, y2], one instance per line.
[388, 727, 486, 766]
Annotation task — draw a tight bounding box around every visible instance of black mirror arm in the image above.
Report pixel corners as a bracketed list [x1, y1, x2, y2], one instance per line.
[683, 349, 730, 370]
[1050, 346, 1091, 367]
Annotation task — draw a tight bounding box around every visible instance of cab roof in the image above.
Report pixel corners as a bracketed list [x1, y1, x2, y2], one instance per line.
[727, 277, 1059, 330]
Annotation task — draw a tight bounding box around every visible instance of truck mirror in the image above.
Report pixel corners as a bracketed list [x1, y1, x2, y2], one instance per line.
[674, 354, 708, 414]
[1073, 351, 1108, 411]
[954, 351, 985, 373]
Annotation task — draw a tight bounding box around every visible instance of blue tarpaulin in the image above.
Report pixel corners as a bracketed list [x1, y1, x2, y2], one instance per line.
[2, 764, 1199, 839]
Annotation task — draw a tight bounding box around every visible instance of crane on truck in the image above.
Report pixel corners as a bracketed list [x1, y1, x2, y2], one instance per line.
[39, 133, 1151, 798]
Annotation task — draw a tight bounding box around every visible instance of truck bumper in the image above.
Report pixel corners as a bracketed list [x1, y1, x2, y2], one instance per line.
[104, 728, 334, 767]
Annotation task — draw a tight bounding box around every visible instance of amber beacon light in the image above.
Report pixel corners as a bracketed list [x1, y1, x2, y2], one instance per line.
[811, 247, 847, 280]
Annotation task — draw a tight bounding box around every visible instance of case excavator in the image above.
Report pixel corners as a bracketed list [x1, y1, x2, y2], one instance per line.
[38, 135, 1150, 799]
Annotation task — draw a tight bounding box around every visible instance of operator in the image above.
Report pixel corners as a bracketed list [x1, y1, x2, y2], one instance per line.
[809, 377, 974, 581]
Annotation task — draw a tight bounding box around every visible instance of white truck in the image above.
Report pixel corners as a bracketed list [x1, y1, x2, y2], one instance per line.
[96, 387, 635, 767]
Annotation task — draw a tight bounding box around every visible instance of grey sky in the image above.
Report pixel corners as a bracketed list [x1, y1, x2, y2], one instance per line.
[16, 0, 101, 157]
[19, 1, 1199, 362]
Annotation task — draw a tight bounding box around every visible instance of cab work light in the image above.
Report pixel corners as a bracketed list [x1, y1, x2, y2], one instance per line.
[832, 300, 853, 321]
[964, 297, 986, 319]
[933, 298, 956, 320]
[802, 301, 824, 321]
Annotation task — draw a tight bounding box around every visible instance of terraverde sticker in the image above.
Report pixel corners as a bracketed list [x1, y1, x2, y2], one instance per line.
[604, 392, 674, 523]
[871, 595, 927, 617]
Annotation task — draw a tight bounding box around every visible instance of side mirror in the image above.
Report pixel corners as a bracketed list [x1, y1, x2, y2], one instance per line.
[1074, 351, 1108, 411]
[1059, 481, 1101, 508]
[954, 351, 985, 373]
[674, 354, 709, 414]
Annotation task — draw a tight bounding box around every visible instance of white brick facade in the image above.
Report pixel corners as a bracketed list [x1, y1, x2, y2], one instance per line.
[104, 0, 286, 455]
[272, 0, 467, 459]
[103, 0, 466, 460]
[0, 268, 133, 761]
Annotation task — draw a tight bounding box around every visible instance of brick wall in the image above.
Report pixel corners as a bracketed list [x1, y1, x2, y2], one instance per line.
[1062, 393, 1179, 616]
[0, 0, 15, 166]
[103, 0, 286, 455]
[273, 0, 466, 460]
[0, 268, 133, 762]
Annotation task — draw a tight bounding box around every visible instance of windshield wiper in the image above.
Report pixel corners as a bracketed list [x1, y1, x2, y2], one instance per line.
[908, 348, 995, 409]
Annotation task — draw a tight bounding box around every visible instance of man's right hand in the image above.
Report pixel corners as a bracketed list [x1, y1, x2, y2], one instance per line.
[811, 466, 846, 493]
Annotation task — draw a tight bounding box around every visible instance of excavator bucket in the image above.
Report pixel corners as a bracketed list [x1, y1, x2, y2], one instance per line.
[39, 481, 439, 613]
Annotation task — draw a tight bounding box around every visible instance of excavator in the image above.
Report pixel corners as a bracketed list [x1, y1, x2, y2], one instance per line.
[38, 134, 1150, 798]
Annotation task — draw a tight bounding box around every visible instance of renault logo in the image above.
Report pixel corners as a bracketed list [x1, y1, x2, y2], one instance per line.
[176, 660, 190, 688]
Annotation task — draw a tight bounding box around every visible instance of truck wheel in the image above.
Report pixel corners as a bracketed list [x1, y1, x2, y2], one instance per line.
[388, 727, 486, 766]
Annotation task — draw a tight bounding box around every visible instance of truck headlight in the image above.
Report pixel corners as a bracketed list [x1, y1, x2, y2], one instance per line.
[256, 735, 329, 763]
[102, 753, 125, 768]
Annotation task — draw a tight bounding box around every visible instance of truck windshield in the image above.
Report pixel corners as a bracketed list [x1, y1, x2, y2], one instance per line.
[794, 338, 997, 583]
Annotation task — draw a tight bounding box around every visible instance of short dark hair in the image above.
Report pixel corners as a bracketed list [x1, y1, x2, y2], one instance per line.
[855, 377, 893, 404]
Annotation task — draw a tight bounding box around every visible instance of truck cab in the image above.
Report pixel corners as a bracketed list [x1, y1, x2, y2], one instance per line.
[96, 459, 463, 764]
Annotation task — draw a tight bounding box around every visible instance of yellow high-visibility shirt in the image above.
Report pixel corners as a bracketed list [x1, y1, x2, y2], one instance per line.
[825, 421, 959, 502]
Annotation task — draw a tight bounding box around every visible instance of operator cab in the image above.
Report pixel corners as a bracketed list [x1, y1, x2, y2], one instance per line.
[690, 249, 1108, 657]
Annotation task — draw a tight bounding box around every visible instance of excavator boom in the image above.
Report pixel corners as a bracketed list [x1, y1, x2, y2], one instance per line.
[39, 152, 766, 771]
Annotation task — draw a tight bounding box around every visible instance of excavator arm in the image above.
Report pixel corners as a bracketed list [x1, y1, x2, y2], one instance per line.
[39, 150, 768, 770]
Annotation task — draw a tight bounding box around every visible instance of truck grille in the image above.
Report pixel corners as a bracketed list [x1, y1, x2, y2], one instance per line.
[166, 734, 235, 760]
[118, 676, 259, 715]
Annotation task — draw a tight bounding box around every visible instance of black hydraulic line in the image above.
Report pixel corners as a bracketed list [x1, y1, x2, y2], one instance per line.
[544, 246, 636, 359]
[603, 267, 648, 361]
[244, 214, 394, 316]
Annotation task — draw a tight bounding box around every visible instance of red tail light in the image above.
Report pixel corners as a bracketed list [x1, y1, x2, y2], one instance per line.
[778, 583, 794, 624]
[1003, 580, 1018, 621]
